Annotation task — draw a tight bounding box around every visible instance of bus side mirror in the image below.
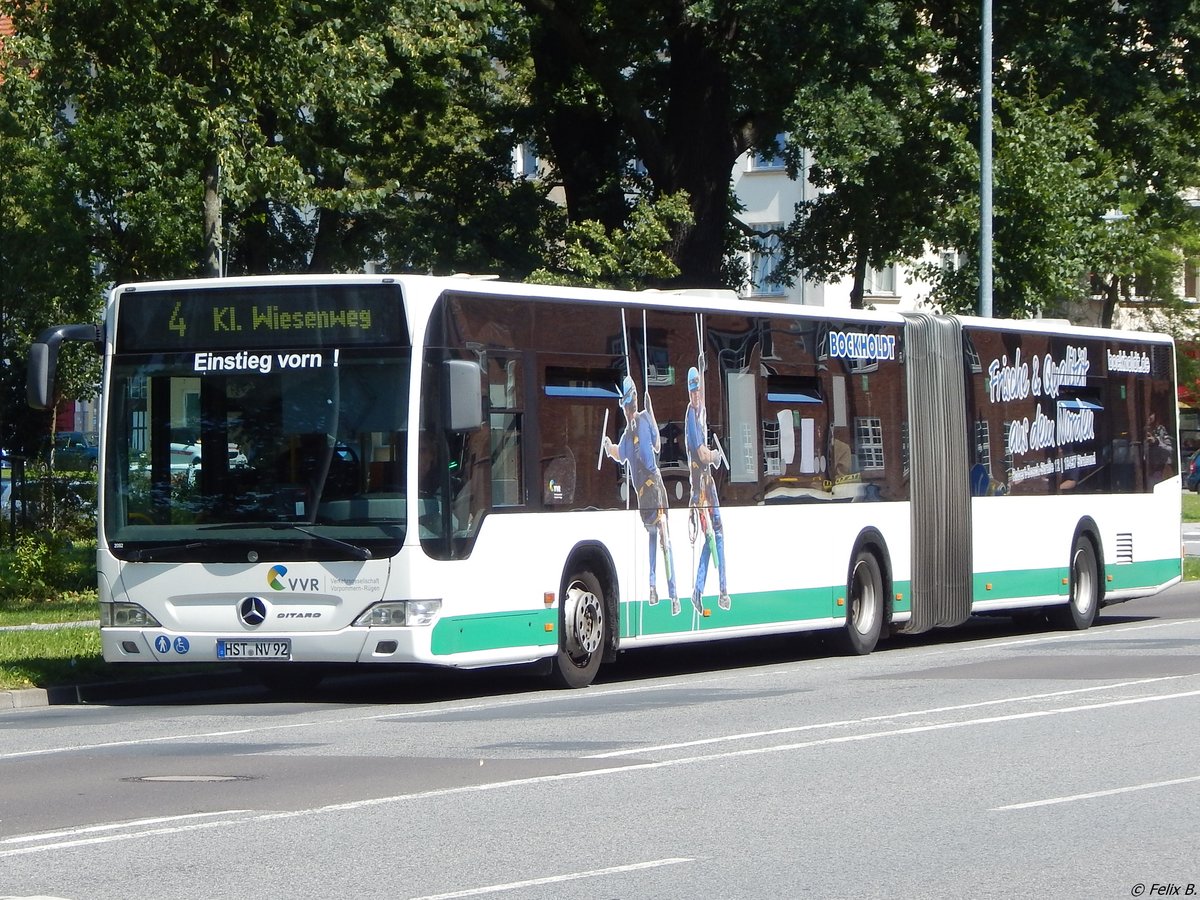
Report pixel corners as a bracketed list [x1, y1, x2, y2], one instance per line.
[27, 342, 53, 410]
[26, 324, 103, 410]
[445, 359, 483, 432]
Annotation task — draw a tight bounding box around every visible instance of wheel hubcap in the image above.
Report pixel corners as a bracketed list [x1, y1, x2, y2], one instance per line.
[1072, 549, 1093, 615]
[564, 581, 603, 659]
[850, 560, 878, 635]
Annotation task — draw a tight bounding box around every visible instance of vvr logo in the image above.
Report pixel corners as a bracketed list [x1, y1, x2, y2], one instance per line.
[267, 565, 288, 591]
[266, 564, 321, 593]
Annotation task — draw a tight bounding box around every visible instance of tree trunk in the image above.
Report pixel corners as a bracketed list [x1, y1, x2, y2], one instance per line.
[849, 245, 868, 309]
[202, 158, 222, 277]
[529, 28, 629, 231]
[310, 167, 347, 272]
[1100, 274, 1120, 328]
[520, 0, 756, 290]
[656, 29, 743, 288]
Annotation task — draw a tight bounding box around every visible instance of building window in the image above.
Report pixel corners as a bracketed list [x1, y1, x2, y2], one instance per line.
[749, 134, 787, 172]
[516, 143, 538, 179]
[1185, 258, 1198, 302]
[964, 339, 982, 373]
[865, 265, 896, 295]
[750, 225, 786, 297]
[762, 417, 782, 477]
[974, 419, 991, 470]
[854, 416, 885, 470]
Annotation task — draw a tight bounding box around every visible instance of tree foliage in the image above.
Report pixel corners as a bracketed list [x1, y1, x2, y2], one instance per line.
[1, 0, 1199, 458]
[514, 0, 832, 287]
[917, 90, 1122, 320]
[918, 0, 1200, 319]
[778, 0, 949, 307]
[528, 192, 694, 289]
[1, 0, 551, 281]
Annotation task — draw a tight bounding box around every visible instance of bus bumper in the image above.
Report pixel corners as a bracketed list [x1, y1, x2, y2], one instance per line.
[100, 627, 555, 669]
[101, 627, 427, 665]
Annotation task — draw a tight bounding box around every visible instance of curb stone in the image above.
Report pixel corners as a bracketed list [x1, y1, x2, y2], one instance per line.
[0, 687, 50, 710]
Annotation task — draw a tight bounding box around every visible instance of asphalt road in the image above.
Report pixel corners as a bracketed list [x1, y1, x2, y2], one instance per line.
[1182, 521, 1200, 557]
[2, 585, 1199, 900]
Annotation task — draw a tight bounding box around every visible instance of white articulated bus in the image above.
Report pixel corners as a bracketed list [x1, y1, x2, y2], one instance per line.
[28, 275, 1182, 690]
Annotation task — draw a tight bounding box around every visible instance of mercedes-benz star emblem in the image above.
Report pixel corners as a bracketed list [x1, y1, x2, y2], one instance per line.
[239, 596, 267, 627]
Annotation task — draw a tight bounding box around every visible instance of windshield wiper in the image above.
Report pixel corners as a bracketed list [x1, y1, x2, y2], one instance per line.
[191, 522, 372, 560]
[268, 523, 372, 561]
[128, 540, 226, 562]
[194, 518, 369, 561]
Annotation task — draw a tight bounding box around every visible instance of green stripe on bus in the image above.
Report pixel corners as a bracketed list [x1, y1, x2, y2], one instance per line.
[431, 609, 558, 656]
[429, 557, 1180, 656]
[621, 580, 918, 637]
[1104, 557, 1182, 592]
[973, 566, 1068, 601]
[893, 581, 912, 613]
[973, 556, 1180, 602]
[625, 585, 838, 635]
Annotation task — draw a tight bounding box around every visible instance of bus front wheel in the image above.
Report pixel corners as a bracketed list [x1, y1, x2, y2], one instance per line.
[550, 570, 606, 689]
[836, 549, 884, 656]
[1051, 536, 1098, 631]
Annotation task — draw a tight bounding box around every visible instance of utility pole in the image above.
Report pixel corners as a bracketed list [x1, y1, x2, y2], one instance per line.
[979, 0, 993, 317]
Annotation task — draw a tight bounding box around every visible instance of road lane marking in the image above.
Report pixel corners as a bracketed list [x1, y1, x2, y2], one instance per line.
[584, 673, 1200, 758]
[405, 857, 695, 899]
[3, 616, 1199, 763]
[902, 616, 1200, 660]
[0, 811, 251, 844]
[4, 685, 1200, 858]
[991, 774, 1200, 811]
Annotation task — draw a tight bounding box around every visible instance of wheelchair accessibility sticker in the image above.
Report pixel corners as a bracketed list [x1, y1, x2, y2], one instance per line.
[154, 635, 190, 655]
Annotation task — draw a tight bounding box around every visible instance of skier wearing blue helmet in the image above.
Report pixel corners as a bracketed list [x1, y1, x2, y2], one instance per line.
[602, 374, 679, 613]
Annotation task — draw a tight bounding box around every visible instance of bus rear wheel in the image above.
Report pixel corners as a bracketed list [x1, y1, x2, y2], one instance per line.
[1051, 536, 1098, 631]
[836, 549, 884, 656]
[550, 570, 606, 689]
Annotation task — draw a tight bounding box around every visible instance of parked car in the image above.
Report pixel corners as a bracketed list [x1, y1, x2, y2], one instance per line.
[46, 431, 99, 472]
[170, 440, 249, 484]
[1187, 448, 1200, 492]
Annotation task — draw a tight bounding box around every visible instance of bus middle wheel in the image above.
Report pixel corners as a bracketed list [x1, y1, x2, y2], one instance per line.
[836, 549, 884, 656]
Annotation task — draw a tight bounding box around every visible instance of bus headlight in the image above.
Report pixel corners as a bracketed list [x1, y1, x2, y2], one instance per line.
[405, 599, 441, 626]
[100, 602, 162, 628]
[353, 600, 441, 627]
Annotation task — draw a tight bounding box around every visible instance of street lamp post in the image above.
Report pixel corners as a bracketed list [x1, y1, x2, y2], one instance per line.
[979, 0, 993, 318]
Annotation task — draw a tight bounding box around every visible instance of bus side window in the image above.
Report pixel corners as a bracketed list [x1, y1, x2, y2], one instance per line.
[488, 357, 523, 508]
[490, 413, 522, 506]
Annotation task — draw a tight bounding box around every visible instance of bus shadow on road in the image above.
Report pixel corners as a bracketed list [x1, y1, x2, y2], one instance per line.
[94, 604, 1171, 708]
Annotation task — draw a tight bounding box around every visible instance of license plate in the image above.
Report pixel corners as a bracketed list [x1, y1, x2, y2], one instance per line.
[217, 639, 291, 660]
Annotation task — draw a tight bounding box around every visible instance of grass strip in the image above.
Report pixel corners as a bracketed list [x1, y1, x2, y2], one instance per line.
[0, 626, 107, 691]
[0, 590, 98, 627]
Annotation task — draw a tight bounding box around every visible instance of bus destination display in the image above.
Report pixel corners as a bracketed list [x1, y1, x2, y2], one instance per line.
[114, 283, 408, 352]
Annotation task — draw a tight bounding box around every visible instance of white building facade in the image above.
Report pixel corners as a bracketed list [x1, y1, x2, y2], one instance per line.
[731, 142, 934, 312]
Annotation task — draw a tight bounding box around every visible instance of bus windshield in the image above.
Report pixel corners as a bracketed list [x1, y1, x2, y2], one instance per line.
[103, 285, 413, 562]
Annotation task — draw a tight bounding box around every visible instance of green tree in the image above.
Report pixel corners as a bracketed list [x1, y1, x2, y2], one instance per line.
[778, 0, 947, 308]
[0, 85, 99, 456]
[515, 0, 835, 288]
[528, 192, 694, 289]
[917, 90, 1122, 320]
[1, 0, 545, 282]
[919, 0, 1200, 321]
